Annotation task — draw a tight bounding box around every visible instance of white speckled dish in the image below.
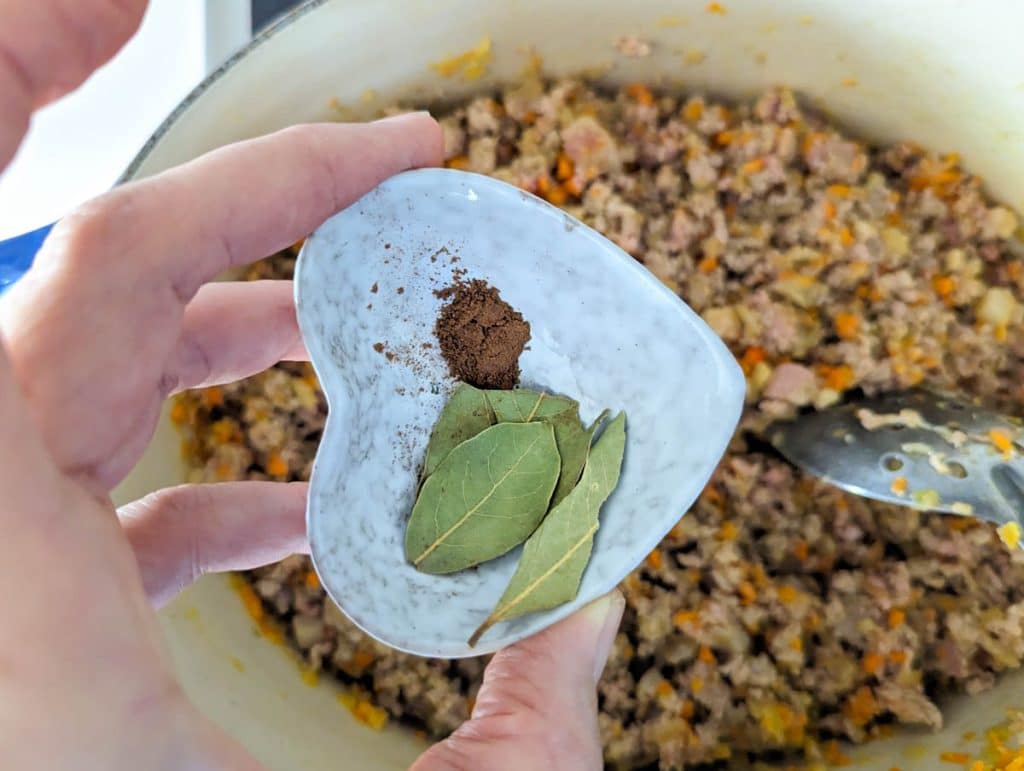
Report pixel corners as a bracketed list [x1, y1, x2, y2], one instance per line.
[295, 168, 744, 658]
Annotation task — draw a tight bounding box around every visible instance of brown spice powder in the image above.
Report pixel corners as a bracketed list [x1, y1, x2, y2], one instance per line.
[434, 279, 530, 389]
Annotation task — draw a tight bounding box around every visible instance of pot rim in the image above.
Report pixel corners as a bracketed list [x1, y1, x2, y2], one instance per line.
[117, 0, 328, 185]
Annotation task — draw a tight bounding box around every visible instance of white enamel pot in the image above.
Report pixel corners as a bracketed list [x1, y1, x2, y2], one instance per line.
[113, 1, 1024, 768]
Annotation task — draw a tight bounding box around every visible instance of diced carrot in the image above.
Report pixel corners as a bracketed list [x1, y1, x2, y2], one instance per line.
[235, 580, 264, 621]
[802, 132, 825, 159]
[889, 650, 908, 665]
[890, 476, 908, 495]
[445, 155, 471, 170]
[170, 401, 189, 425]
[352, 700, 388, 730]
[741, 157, 765, 174]
[680, 699, 695, 719]
[535, 175, 551, 195]
[211, 419, 238, 444]
[862, 652, 884, 676]
[698, 256, 719, 273]
[933, 275, 956, 298]
[564, 176, 583, 197]
[777, 585, 799, 604]
[750, 563, 769, 590]
[201, 386, 224, 407]
[715, 130, 736, 146]
[820, 364, 855, 391]
[555, 152, 574, 181]
[352, 650, 375, 671]
[989, 429, 1014, 455]
[739, 346, 767, 375]
[656, 680, 674, 697]
[827, 184, 851, 198]
[998, 521, 1021, 549]
[839, 226, 855, 246]
[909, 165, 962, 195]
[717, 521, 739, 541]
[267, 452, 289, 477]
[834, 312, 861, 340]
[682, 101, 704, 122]
[690, 676, 705, 693]
[545, 183, 569, 205]
[823, 740, 852, 766]
[673, 609, 701, 628]
[822, 199, 837, 222]
[625, 83, 655, 106]
[304, 570, 321, 590]
[645, 549, 663, 570]
[699, 645, 716, 664]
[793, 539, 809, 562]
[790, 636, 804, 653]
[738, 581, 757, 605]
[843, 685, 878, 726]
[939, 753, 971, 765]
[702, 485, 724, 505]
[706, 2, 726, 14]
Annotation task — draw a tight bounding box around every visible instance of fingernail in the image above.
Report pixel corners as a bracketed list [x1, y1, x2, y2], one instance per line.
[584, 590, 625, 683]
[373, 110, 433, 125]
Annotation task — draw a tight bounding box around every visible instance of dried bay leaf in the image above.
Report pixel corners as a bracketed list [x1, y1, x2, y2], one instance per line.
[421, 383, 495, 479]
[485, 388, 577, 423]
[469, 412, 627, 646]
[550, 408, 611, 507]
[406, 421, 561, 574]
[486, 388, 599, 507]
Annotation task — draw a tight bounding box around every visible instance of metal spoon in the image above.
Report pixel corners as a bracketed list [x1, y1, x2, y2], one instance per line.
[770, 389, 1024, 533]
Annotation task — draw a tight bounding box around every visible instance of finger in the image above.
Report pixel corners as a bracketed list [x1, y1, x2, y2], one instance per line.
[36, 112, 443, 303]
[0, 337, 174, 676]
[0, 336, 64, 516]
[168, 280, 306, 393]
[118, 481, 309, 607]
[0, 0, 147, 166]
[0, 114, 441, 488]
[412, 591, 625, 771]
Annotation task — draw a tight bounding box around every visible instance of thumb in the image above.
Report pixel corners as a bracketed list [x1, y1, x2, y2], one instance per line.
[412, 591, 625, 771]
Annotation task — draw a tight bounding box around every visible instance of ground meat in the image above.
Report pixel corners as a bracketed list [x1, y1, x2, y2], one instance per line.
[174, 81, 1024, 769]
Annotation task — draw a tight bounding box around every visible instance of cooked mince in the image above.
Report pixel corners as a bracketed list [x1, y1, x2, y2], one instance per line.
[174, 79, 1024, 769]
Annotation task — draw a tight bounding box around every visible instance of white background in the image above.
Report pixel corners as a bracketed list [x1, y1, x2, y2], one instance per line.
[0, 1, 253, 239]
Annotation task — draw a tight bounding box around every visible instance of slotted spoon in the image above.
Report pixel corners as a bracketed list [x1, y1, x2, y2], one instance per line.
[770, 389, 1024, 534]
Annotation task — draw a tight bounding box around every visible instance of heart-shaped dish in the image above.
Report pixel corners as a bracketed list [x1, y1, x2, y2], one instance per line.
[296, 168, 744, 658]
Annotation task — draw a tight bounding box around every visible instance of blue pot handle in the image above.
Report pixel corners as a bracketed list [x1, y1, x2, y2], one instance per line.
[0, 223, 55, 295]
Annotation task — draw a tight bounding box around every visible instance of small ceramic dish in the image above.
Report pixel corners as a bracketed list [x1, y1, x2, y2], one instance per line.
[295, 168, 744, 658]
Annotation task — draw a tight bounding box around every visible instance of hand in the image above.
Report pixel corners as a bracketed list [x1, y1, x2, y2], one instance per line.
[0, 2, 622, 769]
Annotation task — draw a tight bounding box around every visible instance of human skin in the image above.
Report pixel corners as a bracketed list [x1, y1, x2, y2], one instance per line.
[0, 2, 623, 770]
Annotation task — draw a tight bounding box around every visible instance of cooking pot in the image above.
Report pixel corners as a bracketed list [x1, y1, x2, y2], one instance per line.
[113, 0, 1024, 767]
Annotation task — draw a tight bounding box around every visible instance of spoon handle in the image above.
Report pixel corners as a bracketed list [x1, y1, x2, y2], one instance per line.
[0, 223, 55, 295]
